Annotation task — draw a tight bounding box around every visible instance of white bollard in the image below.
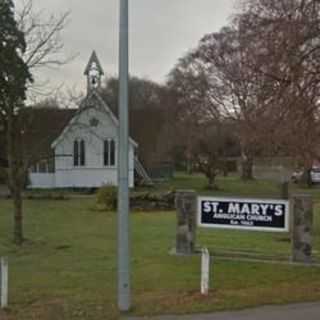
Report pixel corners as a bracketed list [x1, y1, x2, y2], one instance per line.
[0, 257, 8, 308]
[201, 248, 210, 295]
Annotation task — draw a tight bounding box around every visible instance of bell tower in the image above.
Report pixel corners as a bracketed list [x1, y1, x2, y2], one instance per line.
[84, 50, 104, 93]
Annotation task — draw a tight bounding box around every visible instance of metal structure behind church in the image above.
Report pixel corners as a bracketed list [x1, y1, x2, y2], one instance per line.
[118, 0, 131, 312]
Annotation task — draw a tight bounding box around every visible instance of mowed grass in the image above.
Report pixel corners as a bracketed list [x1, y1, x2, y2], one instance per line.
[0, 174, 320, 319]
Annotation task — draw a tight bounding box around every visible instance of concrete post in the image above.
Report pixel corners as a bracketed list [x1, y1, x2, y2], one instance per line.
[291, 195, 313, 263]
[201, 248, 210, 295]
[175, 190, 197, 255]
[0, 257, 8, 308]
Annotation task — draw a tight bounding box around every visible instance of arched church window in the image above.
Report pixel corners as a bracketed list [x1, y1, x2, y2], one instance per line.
[73, 140, 79, 166]
[104, 140, 109, 166]
[80, 140, 86, 166]
[74, 139, 86, 167]
[110, 140, 115, 166]
[104, 139, 116, 167]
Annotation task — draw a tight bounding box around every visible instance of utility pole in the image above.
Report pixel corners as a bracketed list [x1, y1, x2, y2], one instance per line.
[118, 0, 131, 312]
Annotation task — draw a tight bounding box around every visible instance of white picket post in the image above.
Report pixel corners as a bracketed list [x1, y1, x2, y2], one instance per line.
[0, 257, 8, 308]
[201, 248, 210, 295]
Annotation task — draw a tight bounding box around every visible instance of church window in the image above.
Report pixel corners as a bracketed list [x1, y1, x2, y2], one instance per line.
[80, 140, 86, 166]
[74, 139, 86, 167]
[73, 140, 79, 166]
[104, 139, 116, 166]
[104, 140, 109, 166]
[110, 140, 115, 166]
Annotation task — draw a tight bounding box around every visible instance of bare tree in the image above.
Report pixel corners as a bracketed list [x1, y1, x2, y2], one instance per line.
[17, 0, 70, 69]
[167, 50, 241, 186]
[1, 0, 70, 245]
[167, 27, 266, 179]
[100, 76, 169, 168]
[167, 51, 219, 174]
[193, 25, 275, 180]
[193, 121, 239, 189]
[167, 0, 320, 186]
[17, 0, 71, 100]
[236, 0, 320, 185]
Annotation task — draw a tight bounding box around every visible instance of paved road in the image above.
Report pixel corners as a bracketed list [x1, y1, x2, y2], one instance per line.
[128, 302, 320, 320]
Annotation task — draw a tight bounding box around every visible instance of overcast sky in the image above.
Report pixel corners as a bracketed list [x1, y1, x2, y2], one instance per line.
[31, 0, 236, 94]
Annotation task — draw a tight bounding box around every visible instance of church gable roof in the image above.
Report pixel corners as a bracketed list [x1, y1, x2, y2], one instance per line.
[51, 90, 138, 148]
[79, 90, 119, 126]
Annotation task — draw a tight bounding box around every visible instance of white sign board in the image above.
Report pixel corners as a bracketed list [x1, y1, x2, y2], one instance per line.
[198, 196, 289, 232]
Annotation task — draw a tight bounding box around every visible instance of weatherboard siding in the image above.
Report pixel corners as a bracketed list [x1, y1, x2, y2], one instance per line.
[54, 168, 134, 188]
[29, 101, 135, 189]
[29, 173, 56, 189]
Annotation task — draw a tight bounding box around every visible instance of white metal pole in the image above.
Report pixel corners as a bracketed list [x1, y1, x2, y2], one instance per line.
[118, 0, 131, 312]
[0, 257, 8, 308]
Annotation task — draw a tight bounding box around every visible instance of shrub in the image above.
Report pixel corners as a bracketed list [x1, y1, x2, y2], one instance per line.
[96, 185, 117, 211]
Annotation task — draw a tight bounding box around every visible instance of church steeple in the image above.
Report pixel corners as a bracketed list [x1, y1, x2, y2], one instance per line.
[84, 50, 104, 93]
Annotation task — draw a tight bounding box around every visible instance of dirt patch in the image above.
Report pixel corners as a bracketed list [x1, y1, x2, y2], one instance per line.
[13, 299, 67, 320]
[0, 309, 15, 320]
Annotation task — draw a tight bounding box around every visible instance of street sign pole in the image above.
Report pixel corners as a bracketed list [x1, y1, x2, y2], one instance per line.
[118, 0, 130, 312]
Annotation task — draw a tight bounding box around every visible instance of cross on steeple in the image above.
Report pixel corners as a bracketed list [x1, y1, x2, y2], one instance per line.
[84, 50, 104, 93]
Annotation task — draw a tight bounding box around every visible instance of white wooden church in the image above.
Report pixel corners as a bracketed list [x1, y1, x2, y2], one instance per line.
[29, 52, 138, 189]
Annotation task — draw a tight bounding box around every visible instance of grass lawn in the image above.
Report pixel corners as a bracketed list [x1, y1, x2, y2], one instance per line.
[0, 173, 320, 319]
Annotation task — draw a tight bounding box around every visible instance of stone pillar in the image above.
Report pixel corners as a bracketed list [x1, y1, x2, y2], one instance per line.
[291, 195, 313, 263]
[175, 190, 197, 255]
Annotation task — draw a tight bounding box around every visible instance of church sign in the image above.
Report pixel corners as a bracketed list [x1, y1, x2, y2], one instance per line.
[198, 196, 289, 232]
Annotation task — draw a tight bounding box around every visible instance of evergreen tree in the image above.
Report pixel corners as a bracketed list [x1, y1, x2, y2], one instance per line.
[0, 0, 31, 106]
[0, 0, 32, 244]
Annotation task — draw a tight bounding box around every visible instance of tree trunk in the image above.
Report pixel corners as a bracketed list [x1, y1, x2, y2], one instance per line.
[280, 181, 289, 199]
[7, 111, 24, 245]
[206, 172, 217, 190]
[241, 154, 254, 180]
[186, 158, 193, 175]
[222, 162, 228, 177]
[298, 168, 312, 188]
[208, 176, 214, 189]
[12, 187, 24, 245]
